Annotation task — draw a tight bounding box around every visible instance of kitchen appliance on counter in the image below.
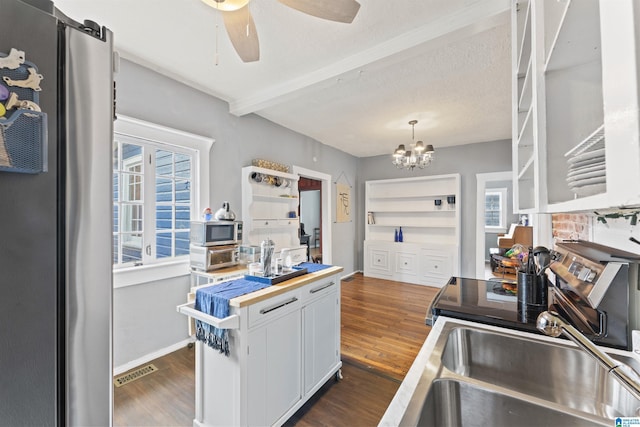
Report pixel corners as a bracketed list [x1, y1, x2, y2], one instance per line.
[190, 244, 239, 272]
[189, 220, 243, 271]
[190, 219, 243, 246]
[428, 240, 640, 350]
[0, 0, 114, 424]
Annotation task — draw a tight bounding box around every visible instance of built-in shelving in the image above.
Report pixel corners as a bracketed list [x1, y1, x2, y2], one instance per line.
[363, 174, 460, 287]
[511, 0, 640, 212]
[242, 166, 302, 251]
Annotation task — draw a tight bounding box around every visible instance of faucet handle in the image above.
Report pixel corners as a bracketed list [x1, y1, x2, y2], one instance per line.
[536, 311, 564, 338]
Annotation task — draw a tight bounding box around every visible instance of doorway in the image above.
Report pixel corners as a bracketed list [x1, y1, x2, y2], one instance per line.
[299, 177, 321, 261]
[475, 171, 513, 279]
[293, 166, 332, 265]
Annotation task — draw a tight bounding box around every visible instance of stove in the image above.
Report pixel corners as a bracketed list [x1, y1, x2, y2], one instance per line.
[427, 277, 543, 335]
[427, 241, 640, 350]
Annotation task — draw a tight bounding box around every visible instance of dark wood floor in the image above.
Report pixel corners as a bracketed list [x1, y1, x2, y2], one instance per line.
[113, 273, 439, 426]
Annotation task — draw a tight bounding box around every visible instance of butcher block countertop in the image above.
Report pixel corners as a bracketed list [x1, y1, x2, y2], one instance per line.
[230, 265, 344, 308]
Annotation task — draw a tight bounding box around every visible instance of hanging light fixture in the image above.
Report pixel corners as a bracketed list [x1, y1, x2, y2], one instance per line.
[392, 120, 434, 170]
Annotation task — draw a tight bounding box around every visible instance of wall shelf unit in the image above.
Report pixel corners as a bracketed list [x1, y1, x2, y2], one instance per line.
[242, 166, 302, 252]
[511, 0, 640, 213]
[364, 174, 461, 287]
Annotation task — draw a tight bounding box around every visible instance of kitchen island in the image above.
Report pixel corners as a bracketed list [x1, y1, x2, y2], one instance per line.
[179, 265, 343, 427]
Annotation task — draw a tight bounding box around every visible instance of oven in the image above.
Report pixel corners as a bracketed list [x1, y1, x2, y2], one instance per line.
[427, 240, 640, 350]
[189, 244, 239, 272]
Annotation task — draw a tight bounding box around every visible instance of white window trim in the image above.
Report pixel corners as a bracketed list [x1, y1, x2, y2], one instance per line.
[113, 115, 213, 288]
[484, 187, 508, 234]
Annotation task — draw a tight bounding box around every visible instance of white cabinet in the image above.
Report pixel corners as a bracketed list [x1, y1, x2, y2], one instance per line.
[247, 308, 302, 426]
[418, 248, 452, 285]
[301, 278, 340, 395]
[242, 166, 302, 251]
[363, 174, 460, 287]
[188, 269, 342, 427]
[364, 242, 393, 278]
[512, 0, 640, 213]
[364, 241, 456, 288]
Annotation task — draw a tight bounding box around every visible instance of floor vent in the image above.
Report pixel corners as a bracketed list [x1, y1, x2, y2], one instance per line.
[342, 276, 354, 282]
[113, 364, 158, 387]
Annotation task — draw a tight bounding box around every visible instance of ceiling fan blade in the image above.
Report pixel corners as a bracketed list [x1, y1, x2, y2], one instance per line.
[222, 5, 260, 62]
[278, 0, 361, 24]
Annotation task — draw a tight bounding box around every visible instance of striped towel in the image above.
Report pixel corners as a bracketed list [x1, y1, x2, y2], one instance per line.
[195, 278, 271, 356]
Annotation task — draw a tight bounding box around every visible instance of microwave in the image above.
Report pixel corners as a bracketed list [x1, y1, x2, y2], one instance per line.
[190, 244, 239, 271]
[190, 220, 243, 246]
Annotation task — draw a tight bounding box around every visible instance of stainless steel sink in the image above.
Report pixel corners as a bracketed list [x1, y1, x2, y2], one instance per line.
[441, 326, 640, 419]
[395, 320, 640, 426]
[416, 379, 607, 427]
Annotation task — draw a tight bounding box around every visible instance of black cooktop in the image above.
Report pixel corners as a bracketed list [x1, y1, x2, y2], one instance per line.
[429, 277, 550, 335]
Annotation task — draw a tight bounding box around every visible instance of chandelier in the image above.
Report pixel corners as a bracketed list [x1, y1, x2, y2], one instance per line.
[392, 120, 434, 170]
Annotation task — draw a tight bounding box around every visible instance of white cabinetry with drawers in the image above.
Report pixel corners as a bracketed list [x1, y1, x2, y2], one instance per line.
[179, 267, 343, 427]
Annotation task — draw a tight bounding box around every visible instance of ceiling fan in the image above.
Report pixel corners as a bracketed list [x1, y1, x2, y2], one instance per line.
[201, 0, 361, 62]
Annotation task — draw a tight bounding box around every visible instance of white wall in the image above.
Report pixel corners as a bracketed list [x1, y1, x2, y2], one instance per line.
[593, 217, 640, 255]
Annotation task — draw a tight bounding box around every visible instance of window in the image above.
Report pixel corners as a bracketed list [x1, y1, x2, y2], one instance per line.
[113, 116, 213, 287]
[485, 188, 507, 233]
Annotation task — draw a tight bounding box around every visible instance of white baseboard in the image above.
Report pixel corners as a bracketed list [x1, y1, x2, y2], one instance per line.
[114, 338, 194, 376]
[340, 270, 361, 281]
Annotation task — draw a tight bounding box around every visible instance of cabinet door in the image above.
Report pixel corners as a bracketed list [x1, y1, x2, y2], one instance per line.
[419, 249, 452, 287]
[364, 244, 393, 277]
[303, 290, 339, 394]
[395, 250, 418, 280]
[247, 309, 302, 426]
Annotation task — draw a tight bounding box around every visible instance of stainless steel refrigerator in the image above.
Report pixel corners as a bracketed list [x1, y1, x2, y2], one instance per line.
[0, 0, 113, 425]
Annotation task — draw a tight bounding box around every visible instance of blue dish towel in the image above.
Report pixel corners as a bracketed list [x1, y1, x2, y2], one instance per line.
[293, 262, 332, 273]
[195, 278, 272, 356]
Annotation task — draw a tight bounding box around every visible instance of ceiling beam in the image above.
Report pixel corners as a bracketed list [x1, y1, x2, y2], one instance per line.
[229, 0, 510, 116]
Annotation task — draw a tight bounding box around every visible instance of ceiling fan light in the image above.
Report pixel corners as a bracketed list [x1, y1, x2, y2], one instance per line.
[201, 0, 251, 12]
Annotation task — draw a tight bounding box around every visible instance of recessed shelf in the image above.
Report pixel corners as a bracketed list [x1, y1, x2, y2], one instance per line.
[517, 59, 533, 113]
[545, 0, 601, 72]
[518, 154, 535, 180]
[516, 0, 532, 76]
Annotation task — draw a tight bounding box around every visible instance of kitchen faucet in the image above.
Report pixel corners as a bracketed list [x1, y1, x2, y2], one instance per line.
[537, 311, 640, 402]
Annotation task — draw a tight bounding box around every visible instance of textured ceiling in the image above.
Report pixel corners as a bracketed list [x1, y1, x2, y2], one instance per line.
[53, 0, 512, 158]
